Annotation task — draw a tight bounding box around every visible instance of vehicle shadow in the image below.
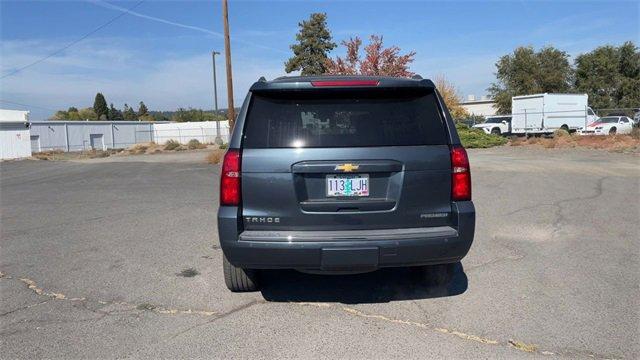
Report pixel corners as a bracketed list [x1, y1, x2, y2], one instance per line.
[260, 262, 468, 304]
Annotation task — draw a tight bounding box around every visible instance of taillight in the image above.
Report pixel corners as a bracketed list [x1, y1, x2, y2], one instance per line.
[451, 145, 471, 201]
[220, 149, 241, 206]
[311, 80, 379, 87]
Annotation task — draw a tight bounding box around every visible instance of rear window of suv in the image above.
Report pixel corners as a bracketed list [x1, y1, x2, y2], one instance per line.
[243, 89, 447, 148]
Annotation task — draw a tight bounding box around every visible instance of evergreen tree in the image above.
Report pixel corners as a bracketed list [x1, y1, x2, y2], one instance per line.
[93, 93, 109, 120]
[123, 104, 137, 120]
[138, 101, 149, 117]
[285, 13, 336, 75]
[108, 103, 123, 120]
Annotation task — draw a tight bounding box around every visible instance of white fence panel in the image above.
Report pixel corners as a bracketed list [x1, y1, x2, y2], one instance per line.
[151, 121, 230, 145]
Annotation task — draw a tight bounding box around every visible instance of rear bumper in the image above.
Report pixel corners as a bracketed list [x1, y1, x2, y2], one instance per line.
[218, 201, 475, 270]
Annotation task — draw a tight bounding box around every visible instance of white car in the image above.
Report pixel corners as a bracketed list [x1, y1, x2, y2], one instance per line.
[472, 116, 511, 135]
[578, 116, 634, 136]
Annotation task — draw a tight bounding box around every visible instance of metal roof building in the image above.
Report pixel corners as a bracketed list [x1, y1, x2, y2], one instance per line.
[29, 120, 163, 153]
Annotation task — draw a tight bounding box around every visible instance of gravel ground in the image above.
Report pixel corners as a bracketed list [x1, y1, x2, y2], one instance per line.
[1, 147, 638, 359]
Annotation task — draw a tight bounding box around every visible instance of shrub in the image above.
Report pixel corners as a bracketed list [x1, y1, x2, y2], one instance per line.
[164, 139, 181, 150]
[456, 123, 507, 148]
[219, 143, 229, 149]
[553, 129, 570, 137]
[631, 127, 640, 140]
[187, 139, 206, 150]
[206, 149, 224, 164]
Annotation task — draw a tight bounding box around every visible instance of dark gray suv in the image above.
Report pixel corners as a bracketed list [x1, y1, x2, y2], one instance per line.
[218, 76, 475, 292]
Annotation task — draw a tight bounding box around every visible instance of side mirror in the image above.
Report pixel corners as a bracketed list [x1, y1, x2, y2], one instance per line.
[501, 121, 507, 125]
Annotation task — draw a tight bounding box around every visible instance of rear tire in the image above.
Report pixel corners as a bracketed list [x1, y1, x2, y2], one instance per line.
[491, 128, 501, 135]
[609, 127, 617, 135]
[223, 254, 260, 292]
[560, 124, 569, 132]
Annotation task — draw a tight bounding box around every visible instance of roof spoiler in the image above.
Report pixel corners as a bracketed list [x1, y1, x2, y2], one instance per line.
[250, 75, 434, 92]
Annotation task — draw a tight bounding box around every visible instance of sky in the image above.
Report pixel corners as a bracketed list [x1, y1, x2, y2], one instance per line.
[1, 0, 638, 120]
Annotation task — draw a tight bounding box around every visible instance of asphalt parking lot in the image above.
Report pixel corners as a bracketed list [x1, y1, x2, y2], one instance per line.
[1, 147, 638, 359]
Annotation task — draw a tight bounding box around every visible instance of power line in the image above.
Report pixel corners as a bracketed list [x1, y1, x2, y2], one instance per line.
[0, 0, 145, 80]
[0, 99, 56, 112]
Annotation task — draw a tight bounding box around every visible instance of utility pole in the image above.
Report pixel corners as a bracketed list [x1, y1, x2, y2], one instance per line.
[222, 0, 235, 130]
[212, 51, 222, 144]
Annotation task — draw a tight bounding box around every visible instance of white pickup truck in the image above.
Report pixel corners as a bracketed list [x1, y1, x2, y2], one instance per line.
[472, 115, 511, 135]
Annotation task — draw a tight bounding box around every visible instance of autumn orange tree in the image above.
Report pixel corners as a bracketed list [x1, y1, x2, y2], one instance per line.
[434, 75, 469, 120]
[325, 35, 416, 77]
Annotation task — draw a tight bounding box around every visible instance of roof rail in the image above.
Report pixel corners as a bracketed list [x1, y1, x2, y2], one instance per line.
[411, 74, 423, 80]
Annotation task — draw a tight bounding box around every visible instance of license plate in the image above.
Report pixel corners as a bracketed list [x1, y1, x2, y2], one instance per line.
[326, 174, 369, 197]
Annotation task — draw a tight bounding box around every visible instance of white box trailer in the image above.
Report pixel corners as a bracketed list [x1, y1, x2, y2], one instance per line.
[511, 93, 598, 135]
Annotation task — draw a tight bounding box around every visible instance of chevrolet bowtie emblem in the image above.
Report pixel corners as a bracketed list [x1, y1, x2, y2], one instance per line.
[335, 163, 359, 172]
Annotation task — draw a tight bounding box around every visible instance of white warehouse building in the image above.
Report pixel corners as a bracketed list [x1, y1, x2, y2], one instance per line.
[29, 120, 159, 153]
[0, 109, 32, 160]
[460, 95, 498, 117]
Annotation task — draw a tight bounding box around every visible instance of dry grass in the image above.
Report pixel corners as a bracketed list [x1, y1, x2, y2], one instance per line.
[31, 141, 216, 161]
[32, 149, 65, 160]
[206, 149, 225, 164]
[32, 149, 118, 160]
[509, 133, 640, 153]
[164, 140, 181, 151]
[123, 142, 163, 155]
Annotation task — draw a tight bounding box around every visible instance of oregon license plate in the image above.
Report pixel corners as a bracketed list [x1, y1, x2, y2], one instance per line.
[326, 174, 369, 197]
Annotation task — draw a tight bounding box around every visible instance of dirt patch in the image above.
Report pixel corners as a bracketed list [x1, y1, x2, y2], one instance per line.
[509, 132, 640, 154]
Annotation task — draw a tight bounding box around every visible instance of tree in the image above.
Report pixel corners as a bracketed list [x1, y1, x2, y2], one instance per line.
[171, 108, 217, 122]
[138, 101, 149, 117]
[108, 103, 123, 120]
[78, 107, 98, 120]
[93, 93, 108, 120]
[123, 104, 137, 121]
[52, 110, 68, 120]
[488, 46, 573, 114]
[67, 109, 82, 120]
[434, 75, 468, 120]
[148, 112, 170, 122]
[285, 13, 336, 75]
[575, 41, 639, 110]
[325, 35, 416, 77]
